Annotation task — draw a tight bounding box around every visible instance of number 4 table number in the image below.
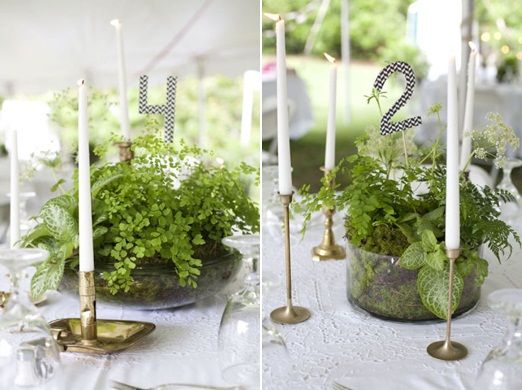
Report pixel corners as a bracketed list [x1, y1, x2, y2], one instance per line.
[373, 61, 422, 136]
[139, 75, 177, 143]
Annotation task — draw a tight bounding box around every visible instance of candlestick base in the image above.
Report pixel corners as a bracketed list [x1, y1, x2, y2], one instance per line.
[49, 271, 154, 354]
[115, 141, 133, 162]
[312, 244, 346, 261]
[49, 318, 155, 354]
[270, 305, 311, 325]
[427, 340, 468, 361]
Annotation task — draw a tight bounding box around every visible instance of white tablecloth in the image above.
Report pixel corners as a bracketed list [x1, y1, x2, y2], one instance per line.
[262, 214, 522, 390]
[4, 282, 242, 389]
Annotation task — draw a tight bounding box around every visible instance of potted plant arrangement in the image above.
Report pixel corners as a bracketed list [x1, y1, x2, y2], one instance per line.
[299, 100, 520, 321]
[22, 133, 259, 309]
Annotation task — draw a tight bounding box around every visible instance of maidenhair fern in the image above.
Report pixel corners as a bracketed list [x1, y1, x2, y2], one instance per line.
[22, 133, 259, 298]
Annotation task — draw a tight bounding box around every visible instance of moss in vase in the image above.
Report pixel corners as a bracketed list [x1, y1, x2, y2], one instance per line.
[347, 245, 481, 321]
[346, 220, 409, 257]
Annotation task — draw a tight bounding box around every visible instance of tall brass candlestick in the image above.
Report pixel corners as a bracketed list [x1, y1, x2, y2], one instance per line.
[427, 248, 468, 360]
[79, 271, 97, 344]
[270, 193, 311, 324]
[312, 168, 346, 261]
[115, 141, 133, 162]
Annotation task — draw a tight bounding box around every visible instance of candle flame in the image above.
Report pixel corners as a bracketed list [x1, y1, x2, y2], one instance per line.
[468, 41, 477, 52]
[77, 79, 85, 86]
[110, 19, 121, 27]
[264, 13, 281, 21]
[324, 53, 336, 63]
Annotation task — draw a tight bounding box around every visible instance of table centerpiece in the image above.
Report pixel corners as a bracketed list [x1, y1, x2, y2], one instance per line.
[299, 101, 520, 322]
[21, 133, 259, 309]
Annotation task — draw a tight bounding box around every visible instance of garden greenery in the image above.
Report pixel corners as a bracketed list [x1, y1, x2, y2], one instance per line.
[22, 134, 259, 298]
[299, 101, 520, 319]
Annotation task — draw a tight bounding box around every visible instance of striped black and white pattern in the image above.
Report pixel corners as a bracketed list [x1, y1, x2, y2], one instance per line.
[373, 61, 422, 136]
[139, 75, 177, 143]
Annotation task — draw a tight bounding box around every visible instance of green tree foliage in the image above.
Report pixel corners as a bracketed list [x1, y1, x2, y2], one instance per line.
[47, 75, 259, 167]
[263, 0, 415, 60]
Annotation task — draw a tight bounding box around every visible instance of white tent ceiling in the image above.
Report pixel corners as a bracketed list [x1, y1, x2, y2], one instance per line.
[0, 0, 260, 94]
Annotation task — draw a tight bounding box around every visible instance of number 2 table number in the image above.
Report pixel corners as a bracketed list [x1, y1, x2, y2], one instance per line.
[373, 61, 422, 136]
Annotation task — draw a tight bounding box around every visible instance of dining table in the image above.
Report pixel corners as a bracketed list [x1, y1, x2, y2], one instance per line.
[0, 268, 244, 390]
[262, 206, 522, 389]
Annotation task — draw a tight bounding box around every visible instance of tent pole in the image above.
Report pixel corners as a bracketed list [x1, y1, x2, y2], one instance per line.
[341, 0, 350, 124]
[458, 0, 474, 139]
[240, 71, 254, 146]
[304, 0, 331, 55]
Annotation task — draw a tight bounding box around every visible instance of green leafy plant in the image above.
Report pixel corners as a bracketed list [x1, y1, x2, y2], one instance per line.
[299, 102, 520, 319]
[22, 133, 259, 299]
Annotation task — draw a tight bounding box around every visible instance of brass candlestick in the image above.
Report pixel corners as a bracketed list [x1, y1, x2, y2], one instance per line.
[0, 291, 8, 308]
[270, 193, 311, 325]
[79, 271, 97, 344]
[115, 141, 133, 162]
[427, 248, 468, 361]
[312, 168, 345, 261]
[312, 207, 346, 261]
[49, 270, 155, 354]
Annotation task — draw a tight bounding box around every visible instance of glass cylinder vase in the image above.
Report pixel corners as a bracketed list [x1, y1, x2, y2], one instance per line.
[346, 244, 480, 322]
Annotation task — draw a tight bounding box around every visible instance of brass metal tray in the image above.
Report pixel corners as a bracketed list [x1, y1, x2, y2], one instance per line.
[49, 318, 155, 354]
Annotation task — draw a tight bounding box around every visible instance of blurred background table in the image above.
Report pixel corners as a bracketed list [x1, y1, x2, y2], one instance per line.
[262, 66, 314, 160]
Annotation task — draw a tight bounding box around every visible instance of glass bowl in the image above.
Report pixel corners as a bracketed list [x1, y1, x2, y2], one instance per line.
[61, 250, 242, 310]
[346, 243, 480, 322]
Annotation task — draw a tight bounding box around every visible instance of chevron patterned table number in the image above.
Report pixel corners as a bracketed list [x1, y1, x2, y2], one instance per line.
[373, 61, 422, 136]
[139, 75, 177, 143]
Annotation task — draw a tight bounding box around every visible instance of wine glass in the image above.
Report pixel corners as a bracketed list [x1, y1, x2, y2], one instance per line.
[497, 159, 522, 228]
[475, 289, 522, 390]
[262, 317, 290, 387]
[218, 234, 260, 389]
[19, 191, 37, 234]
[6, 191, 37, 240]
[262, 165, 282, 222]
[497, 159, 522, 201]
[0, 202, 9, 245]
[0, 248, 61, 388]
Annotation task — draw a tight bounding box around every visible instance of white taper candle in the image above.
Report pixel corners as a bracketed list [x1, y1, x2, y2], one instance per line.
[324, 53, 337, 170]
[9, 130, 19, 248]
[110, 19, 131, 140]
[446, 57, 460, 250]
[270, 15, 293, 195]
[78, 80, 95, 272]
[459, 43, 477, 171]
